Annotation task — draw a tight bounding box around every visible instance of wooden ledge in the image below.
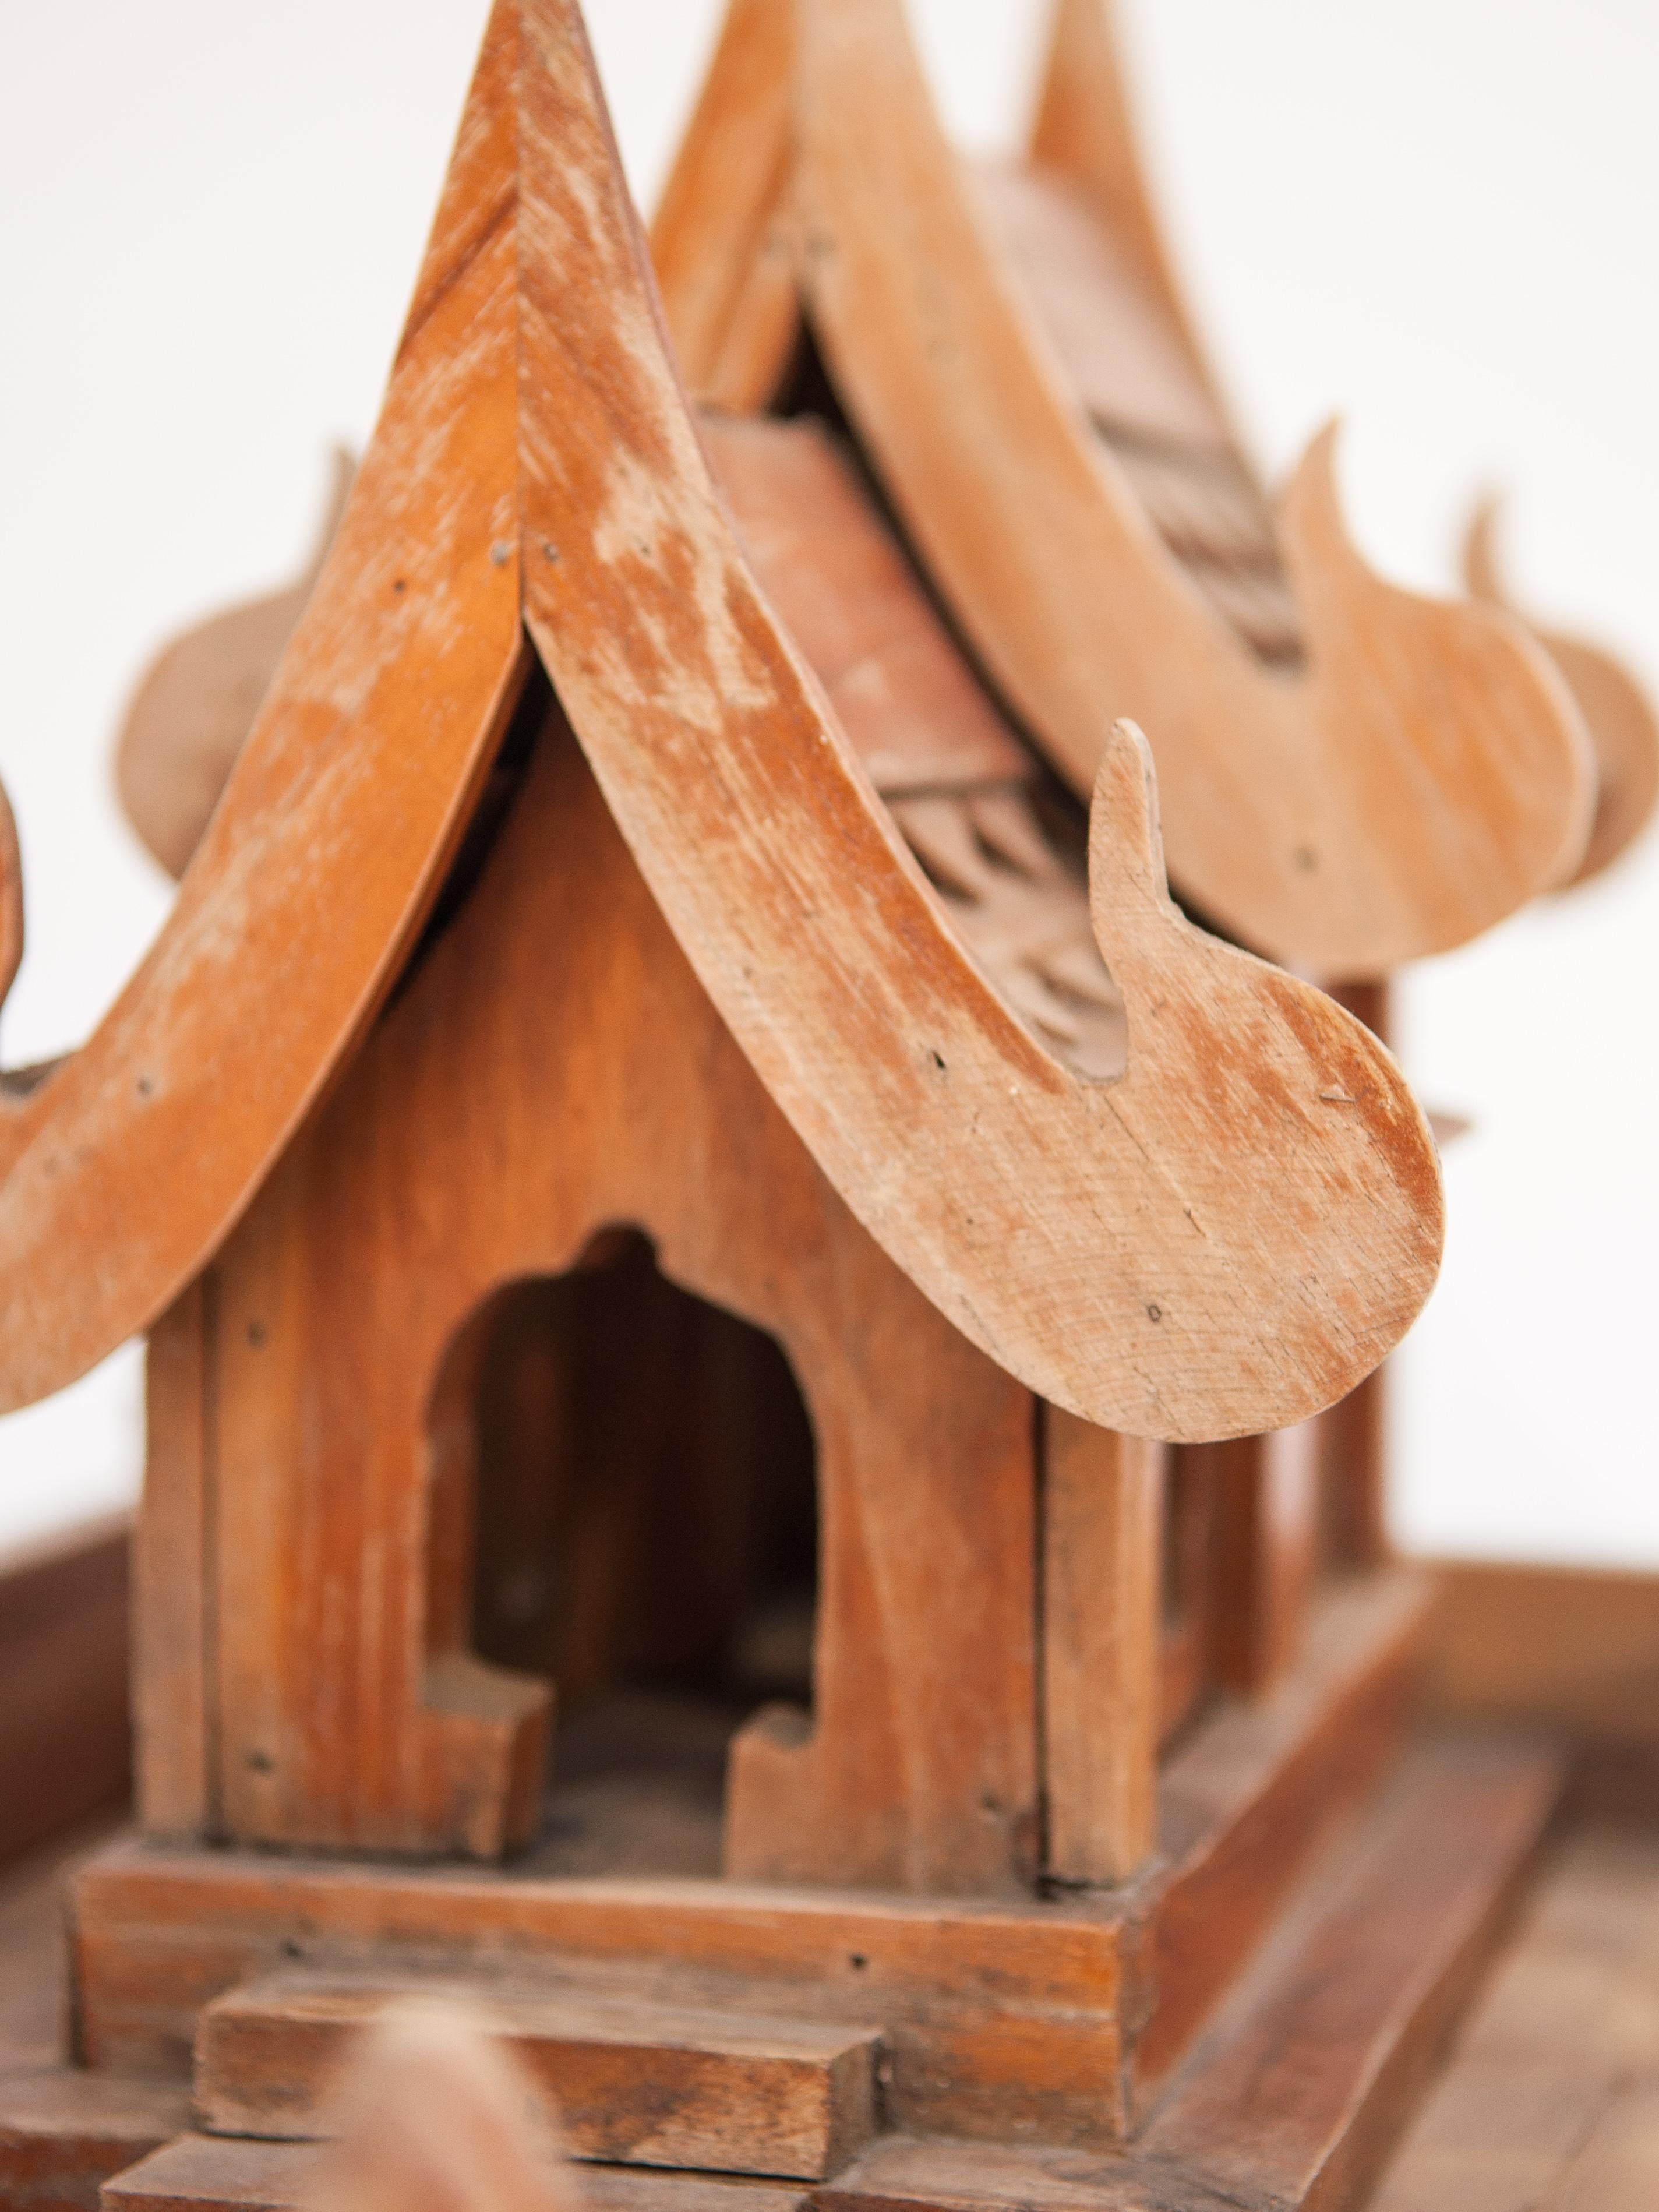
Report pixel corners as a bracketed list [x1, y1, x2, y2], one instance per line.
[100, 2134, 812, 2212]
[68, 1569, 1429, 2150]
[194, 1973, 880, 2180]
[71, 1737, 1559, 2212]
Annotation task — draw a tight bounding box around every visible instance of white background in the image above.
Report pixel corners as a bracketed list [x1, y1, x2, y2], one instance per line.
[1, 1, 1655, 1562]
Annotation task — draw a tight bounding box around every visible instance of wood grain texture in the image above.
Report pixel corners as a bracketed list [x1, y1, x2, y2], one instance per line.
[135, 1287, 212, 1839]
[1141, 1569, 1428, 2097]
[115, 451, 355, 881]
[786, 0, 1593, 975]
[515, 3, 1441, 1442]
[0, 0, 1445, 1446]
[1371, 1822, 1659, 2212]
[193, 1973, 878, 2180]
[1040, 1412, 1160, 1885]
[0, 1523, 132, 1872]
[201, 712, 1038, 1882]
[67, 1567, 1427, 2156]
[1139, 1740, 1559, 2211]
[69, 1838, 1132, 2146]
[0, 8, 528, 1416]
[1195, 1420, 1321, 1699]
[101, 2135, 811, 2212]
[1028, 0, 1219, 386]
[1466, 497, 1659, 885]
[799, 1751, 1559, 2212]
[649, 0, 800, 414]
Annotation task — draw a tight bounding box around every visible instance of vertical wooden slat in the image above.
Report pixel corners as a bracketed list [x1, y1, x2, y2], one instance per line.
[1199, 1423, 1321, 1698]
[1320, 978, 1393, 1569]
[1042, 1409, 1162, 1884]
[1321, 1368, 1389, 1568]
[135, 1280, 212, 1836]
[1159, 1448, 1217, 1746]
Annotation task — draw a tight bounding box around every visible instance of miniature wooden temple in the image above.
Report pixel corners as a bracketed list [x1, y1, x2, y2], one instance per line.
[1, 3, 1655, 2211]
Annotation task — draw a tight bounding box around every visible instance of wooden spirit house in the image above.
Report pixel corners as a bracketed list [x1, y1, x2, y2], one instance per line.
[0, 5, 1625, 2211]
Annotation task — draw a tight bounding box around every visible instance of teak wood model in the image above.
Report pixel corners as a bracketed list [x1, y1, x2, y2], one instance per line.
[0, 5, 1443, 1442]
[653, 0, 1609, 976]
[0, 2, 1639, 2210]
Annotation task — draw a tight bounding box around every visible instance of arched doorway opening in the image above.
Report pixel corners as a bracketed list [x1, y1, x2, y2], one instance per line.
[435, 1229, 817, 1874]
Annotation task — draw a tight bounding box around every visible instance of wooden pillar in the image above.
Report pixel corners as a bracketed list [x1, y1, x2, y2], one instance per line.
[1319, 979, 1393, 1569]
[1320, 1369, 1389, 1569]
[1040, 1410, 1162, 1885]
[134, 1279, 214, 1838]
[1194, 1422, 1321, 1698]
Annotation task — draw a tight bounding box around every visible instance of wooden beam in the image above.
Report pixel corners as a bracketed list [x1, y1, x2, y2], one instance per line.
[1040, 1412, 1160, 1885]
[1184, 1420, 1321, 1700]
[136, 1286, 213, 1839]
[195, 1973, 880, 2180]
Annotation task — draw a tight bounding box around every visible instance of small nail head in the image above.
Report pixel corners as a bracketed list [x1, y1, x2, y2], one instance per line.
[489, 539, 513, 567]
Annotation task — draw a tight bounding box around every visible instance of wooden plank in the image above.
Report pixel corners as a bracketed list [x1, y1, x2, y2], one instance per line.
[104, 2138, 311, 2212]
[818, 1743, 1559, 2211]
[194, 1974, 878, 2181]
[114, 452, 354, 882]
[68, 1568, 1429, 2151]
[971, 163, 1227, 451]
[1139, 1568, 1428, 2094]
[101, 2135, 810, 2212]
[0, 2069, 188, 2212]
[704, 414, 1028, 793]
[1197, 1420, 1321, 1698]
[517, 0, 1445, 1446]
[206, 714, 1040, 1882]
[1040, 1412, 1160, 1885]
[135, 1288, 211, 1839]
[649, 0, 800, 413]
[1316, 979, 1390, 1575]
[1423, 1559, 1659, 1753]
[69, 1835, 1129, 2147]
[1371, 1821, 1659, 2210]
[0, 1523, 131, 1872]
[1142, 1739, 1561, 2209]
[794, 0, 1593, 975]
[0, 1, 529, 1418]
[1029, 0, 1219, 386]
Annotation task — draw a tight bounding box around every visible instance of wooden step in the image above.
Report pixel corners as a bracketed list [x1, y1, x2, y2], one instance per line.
[0, 2065, 189, 2212]
[1137, 1737, 1560, 2200]
[195, 1974, 880, 2182]
[101, 2134, 810, 2212]
[820, 1738, 1563, 2212]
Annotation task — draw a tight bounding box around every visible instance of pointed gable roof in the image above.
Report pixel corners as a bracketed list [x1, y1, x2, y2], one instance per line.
[0, 0, 1441, 1444]
[653, 0, 1597, 976]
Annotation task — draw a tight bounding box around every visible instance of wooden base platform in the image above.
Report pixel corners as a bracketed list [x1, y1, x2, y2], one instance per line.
[2, 1727, 1556, 2212]
[66, 1575, 1428, 2148]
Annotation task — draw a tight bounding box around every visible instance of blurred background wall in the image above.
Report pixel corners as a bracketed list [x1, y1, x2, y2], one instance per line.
[1, 0, 1655, 1561]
